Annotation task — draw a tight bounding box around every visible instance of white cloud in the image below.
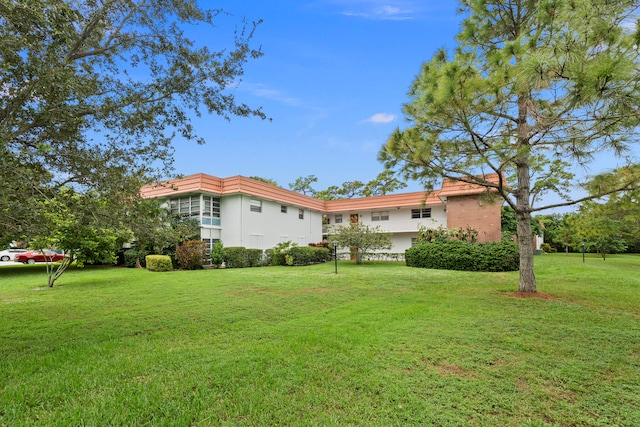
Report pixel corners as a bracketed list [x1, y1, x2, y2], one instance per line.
[231, 81, 304, 107]
[343, 5, 413, 20]
[246, 85, 302, 107]
[326, 0, 420, 20]
[362, 112, 397, 124]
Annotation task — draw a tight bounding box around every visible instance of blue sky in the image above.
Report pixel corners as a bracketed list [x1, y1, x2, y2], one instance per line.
[172, 0, 461, 193]
[171, 0, 638, 209]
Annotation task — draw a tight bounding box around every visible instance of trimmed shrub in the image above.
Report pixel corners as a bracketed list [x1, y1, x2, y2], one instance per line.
[406, 240, 519, 272]
[123, 249, 146, 268]
[264, 248, 277, 266]
[266, 241, 293, 266]
[211, 241, 224, 268]
[417, 225, 479, 244]
[176, 240, 207, 270]
[290, 246, 331, 265]
[287, 246, 313, 265]
[146, 255, 173, 272]
[473, 242, 520, 272]
[263, 242, 330, 267]
[247, 249, 264, 267]
[265, 244, 330, 266]
[224, 246, 248, 268]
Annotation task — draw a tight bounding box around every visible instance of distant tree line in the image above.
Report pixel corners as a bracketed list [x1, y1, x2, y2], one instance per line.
[503, 167, 640, 259]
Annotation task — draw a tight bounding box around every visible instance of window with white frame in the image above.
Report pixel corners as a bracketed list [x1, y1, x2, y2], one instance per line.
[168, 195, 220, 225]
[298, 209, 304, 220]
[411, 208, 431, 219]
[411, 237, 418, 247]
[335, 214, 343, 224]
[202, 196, 221, 225]
[371, 211, 389, 221]
[249, 199, 262, 213]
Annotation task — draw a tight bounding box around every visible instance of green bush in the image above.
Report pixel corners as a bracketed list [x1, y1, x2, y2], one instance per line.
[247, 249, 264, 267]
[265, 241, 293, 266]
[264, 248, 277, 266]
[541, 243, 552, 253]
[406, 240, 519, 272]
[314, 247, 331, 263]
[176, 240, 207, 270]
[224, 247, 248, 268]
[265, 243, 330, 266]
[287, 246, 330, 265]
[145, 255, 173, 272]
[210, 241, 224, 268]
[123, 249, 146, 268]
[236, 244, 330, 267]
[417, 225, 479, 244]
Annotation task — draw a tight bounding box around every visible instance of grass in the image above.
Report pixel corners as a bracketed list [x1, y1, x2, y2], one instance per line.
[0, 253, 639, 426]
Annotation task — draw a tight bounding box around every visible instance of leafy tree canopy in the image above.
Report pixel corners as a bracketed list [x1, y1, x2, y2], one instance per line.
[249, 176, 278, 186]
[289, 171, 408, 200]
[572, 165, 640, 253]
[328, 222, 392, 265]
[379, 0, 640, 292]
[0, 0, 265, 243]
[30, 187, 134, 287]
[288, 175, 318, 195]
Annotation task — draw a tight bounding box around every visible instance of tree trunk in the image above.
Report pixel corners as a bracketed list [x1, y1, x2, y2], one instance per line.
[516, 209, 537, 292]
[515, 94, 537, 293]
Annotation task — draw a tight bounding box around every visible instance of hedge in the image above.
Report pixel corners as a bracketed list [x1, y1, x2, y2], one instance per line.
[247, 249, 264, 267]
[287, 246, 330, 266]
[224, 247, 249, 268]
[222, 247, 263, 268]
[225, 245, 329, 268]
[405, 240, 519, 272]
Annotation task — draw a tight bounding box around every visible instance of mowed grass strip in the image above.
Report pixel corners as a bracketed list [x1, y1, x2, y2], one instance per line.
[0, 254, 638, 426]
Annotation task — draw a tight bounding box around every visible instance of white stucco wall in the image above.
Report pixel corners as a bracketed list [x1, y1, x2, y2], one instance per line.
[327, 205, 447, 254]
[219, 194, 323, 250]
[330, 206, 446, 232]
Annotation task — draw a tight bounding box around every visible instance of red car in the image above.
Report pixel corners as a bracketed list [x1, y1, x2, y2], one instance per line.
[14, 250, 66, 264]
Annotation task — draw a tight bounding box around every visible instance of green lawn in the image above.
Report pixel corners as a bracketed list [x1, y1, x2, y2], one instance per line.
[1, 254, 639, 426]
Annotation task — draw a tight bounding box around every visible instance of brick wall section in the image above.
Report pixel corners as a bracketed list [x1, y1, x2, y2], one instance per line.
[446, 194, 502, 242]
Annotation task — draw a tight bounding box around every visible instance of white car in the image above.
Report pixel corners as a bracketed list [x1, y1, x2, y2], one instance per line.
[0, 248, 28, 262]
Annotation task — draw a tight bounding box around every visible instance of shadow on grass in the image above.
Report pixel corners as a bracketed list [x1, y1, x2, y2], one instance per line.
[0, 263, 114, 279]
[0, 263, 51, 277]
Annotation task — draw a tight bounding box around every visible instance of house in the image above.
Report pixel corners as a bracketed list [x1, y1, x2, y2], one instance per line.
[141, 173, 502, 254]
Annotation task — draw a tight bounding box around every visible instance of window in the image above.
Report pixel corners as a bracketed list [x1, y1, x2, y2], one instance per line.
[168, 195, 220, 225]
[371, 211, 389, 221]
[335, 214, 342, 224]
[298, 209, 304, 220]
[411, 208, 431, 219]
[411, 237, 418, 247]
[202, 196, 221, 225]
[249, 199, 262, 213]
[281, 205, 287, 213]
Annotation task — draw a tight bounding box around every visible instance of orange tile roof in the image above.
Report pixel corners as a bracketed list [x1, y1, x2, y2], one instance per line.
[439, 173, 503, 197]
[221, 176, 326, 211]
[140, 174, 223, 198]
[141, 173, 325, 211]
[323, 191, 441, 213]
[141, 173, 495, 213]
